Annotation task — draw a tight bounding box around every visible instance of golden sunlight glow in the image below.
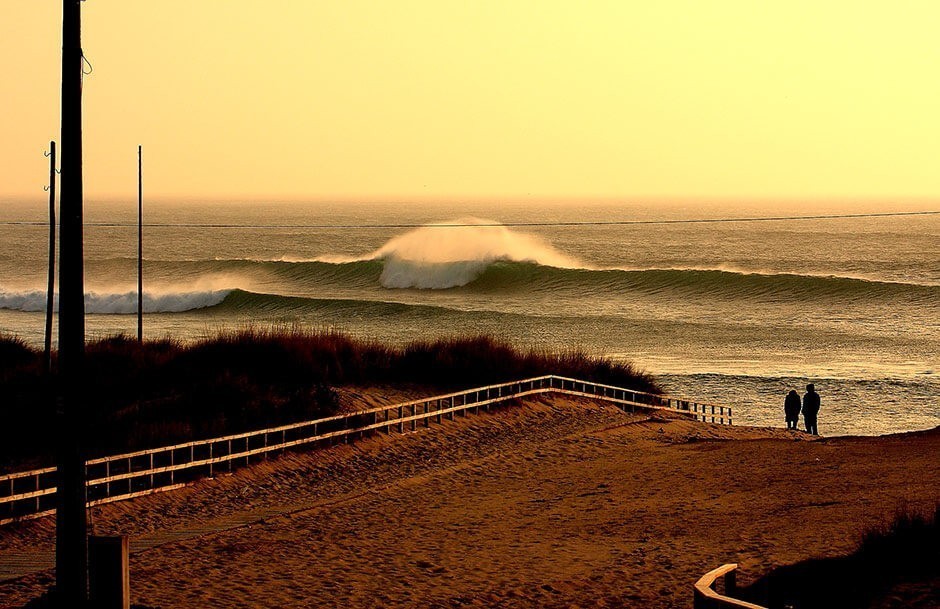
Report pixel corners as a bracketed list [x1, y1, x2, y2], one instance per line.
[2, 1, 939, 201]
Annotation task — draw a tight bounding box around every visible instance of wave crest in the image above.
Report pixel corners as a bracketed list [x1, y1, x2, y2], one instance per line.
[368, 218, 583, 289]
[0, 288, 231, 314]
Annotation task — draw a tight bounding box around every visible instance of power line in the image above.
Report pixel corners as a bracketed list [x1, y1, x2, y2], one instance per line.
[0, 210, 937, 229]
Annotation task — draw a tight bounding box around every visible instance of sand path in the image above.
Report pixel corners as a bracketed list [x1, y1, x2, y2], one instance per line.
[1, 396, 937, 608]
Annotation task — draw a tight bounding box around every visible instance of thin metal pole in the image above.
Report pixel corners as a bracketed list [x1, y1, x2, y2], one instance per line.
[44, 141, 57, 374]
[56, 0, 88, 603]
[137, 145, 142, 342]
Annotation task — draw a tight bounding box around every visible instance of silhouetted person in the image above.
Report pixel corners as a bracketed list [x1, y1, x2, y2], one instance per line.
[784, 389, 800, 429]
[802, 383, 820, 435]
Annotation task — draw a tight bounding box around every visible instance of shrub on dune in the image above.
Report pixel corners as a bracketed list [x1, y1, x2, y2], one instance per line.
[0, 329, 660, 469]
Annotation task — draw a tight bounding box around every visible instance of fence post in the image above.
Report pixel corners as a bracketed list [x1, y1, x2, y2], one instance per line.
[88, 535, 130, 609]
[724, 569, 736, 596]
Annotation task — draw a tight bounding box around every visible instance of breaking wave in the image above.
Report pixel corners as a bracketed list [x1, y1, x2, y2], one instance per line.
[0, 288, 231, 314]
[3, 258, 936, 318]
[367, 218, 584, 289]
[11, 220, 936, 310]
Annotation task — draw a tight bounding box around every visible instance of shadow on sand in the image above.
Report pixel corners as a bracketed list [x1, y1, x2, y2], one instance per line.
[740, 504, 939, 609]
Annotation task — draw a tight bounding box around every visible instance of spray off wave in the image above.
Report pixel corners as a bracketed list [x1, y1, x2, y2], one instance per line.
[89, 220, 582, 291]
[364, 218, 583, 289]
[0, 288, 231, 314]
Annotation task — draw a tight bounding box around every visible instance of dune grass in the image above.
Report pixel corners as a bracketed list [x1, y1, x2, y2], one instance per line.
[741, 503, 940, 609]
[0, 330, 659, 470]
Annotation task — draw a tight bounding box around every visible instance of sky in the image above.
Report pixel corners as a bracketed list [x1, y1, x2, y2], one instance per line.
[2, 1, 939, 203]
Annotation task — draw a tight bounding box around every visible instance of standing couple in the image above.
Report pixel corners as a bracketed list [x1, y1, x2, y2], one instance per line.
[785, 384, 820, 434]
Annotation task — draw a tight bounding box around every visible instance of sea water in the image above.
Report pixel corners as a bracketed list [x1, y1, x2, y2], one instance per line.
[1, 199, 937, 436]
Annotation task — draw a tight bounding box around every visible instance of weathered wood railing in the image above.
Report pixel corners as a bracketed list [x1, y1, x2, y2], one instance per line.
[0, 374, 731, 526]
[694, 564, 767, 609]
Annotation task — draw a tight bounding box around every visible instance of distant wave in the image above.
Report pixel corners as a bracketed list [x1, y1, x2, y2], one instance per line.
[4, 269, 934, 321]
[198, 262, 940, 314]
[215, 289, 452, 317]
[367, 218, 584, 289]
[73, 217, 938, 301]
[76, 259, 940, 303]
[0, 287, 460, 318]
[0, 288, 231, 314]
[88, 219, 585, 290]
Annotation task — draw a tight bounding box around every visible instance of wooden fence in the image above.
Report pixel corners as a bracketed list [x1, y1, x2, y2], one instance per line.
[694, 564, 767, 609]
[0, 374, 731, 526]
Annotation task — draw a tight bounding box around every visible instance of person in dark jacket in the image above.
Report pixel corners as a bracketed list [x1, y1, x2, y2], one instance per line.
[802, 383, 820, 435]
[784, 390, 801, 429]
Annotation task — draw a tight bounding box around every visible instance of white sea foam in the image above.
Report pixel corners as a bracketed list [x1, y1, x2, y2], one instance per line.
[367, 218, 584, 289]
[0, 288, 231, 314]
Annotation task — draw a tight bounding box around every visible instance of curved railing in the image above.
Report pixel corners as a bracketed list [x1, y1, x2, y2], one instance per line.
[0, 374, 731, 526]
[694, 564, 767, 609]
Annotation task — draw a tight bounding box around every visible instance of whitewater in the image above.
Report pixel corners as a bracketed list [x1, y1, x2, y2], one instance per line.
[0, 199, 937, 436]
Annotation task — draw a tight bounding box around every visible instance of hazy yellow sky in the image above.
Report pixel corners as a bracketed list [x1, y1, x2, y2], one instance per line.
[2, 1, 939, 202]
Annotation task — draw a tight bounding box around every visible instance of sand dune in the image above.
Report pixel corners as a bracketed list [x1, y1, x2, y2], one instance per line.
[0, 394, 937, 608]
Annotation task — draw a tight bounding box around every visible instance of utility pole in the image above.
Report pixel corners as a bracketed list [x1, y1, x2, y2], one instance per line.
[57, 0, 87, 604]
[44, 141, 57, 375]
[137, 145, 143, 342]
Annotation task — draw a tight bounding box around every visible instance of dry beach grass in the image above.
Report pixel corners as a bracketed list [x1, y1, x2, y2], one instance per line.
[0, 331, 658, 472]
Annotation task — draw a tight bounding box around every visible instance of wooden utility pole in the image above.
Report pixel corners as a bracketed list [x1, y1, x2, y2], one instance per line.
[57, 0, 88, 604]
[44, 141, 57, 374]
[137, 145, 143, 342]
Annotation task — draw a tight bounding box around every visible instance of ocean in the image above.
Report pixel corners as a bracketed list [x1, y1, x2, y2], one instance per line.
[1, 199, 937, 437]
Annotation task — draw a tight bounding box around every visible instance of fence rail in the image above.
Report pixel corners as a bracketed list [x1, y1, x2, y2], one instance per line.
[694, 564, 767, 609]
[1, 374, 731, 526]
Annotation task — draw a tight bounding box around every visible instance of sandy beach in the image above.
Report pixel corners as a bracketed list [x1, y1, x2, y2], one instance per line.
[1, 394, 937, 608]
